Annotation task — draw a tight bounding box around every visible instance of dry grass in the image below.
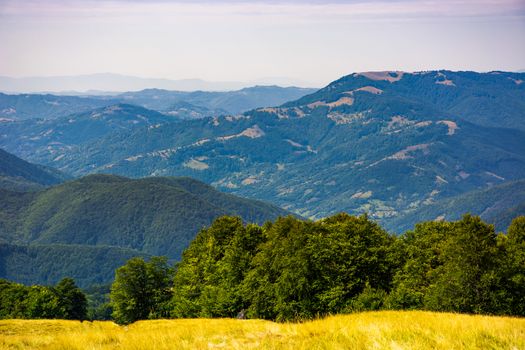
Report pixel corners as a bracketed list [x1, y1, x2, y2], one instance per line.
[1, 311, 524, 350]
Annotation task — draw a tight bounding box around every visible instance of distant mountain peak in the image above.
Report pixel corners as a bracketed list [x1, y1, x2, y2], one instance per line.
[354, 71, 405, 82]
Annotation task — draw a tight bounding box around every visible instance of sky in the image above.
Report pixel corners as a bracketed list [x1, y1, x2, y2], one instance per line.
[0, 0, 524, 87]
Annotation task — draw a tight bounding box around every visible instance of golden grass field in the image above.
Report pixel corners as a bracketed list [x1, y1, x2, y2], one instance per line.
[1, 311, 524, 350]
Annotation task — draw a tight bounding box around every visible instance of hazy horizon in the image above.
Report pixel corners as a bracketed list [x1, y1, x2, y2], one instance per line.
[1, 0, 524, 89]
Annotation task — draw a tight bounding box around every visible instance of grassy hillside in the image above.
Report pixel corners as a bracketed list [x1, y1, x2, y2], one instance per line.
[1, 311, 524, 349]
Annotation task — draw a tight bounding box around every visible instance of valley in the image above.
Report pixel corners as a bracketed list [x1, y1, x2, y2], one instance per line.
[2, 1, 524, 347]
[2, 70, 523, 231]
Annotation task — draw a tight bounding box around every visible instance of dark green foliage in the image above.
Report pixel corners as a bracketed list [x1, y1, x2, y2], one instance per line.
[172, 214, 398, 321]
[24, 286, 62, 319]
[387, 221, 451, 309]
[6, 71, 522, 232]
[0, 279, 30, 318]
[241, 214, 398, 321]
[499, 217, 525, 316]
[170, 214, 525, 321]
[0, 174, 290, 287]
[0, 243, 149, 288]
[110, 257, 173, 324]
[0, 277, 87, 320]
[84, 284, 113, 320]
[0, 175, 289, 258]
[0, 148, 68, 191]
[2, 213, 524, 321]
[171, 216, 264, 318]
[54, 278, 88, 320]
[389, 215, 524, 315]
[424, 215, 501, 313]
[346, 283, 388, 312]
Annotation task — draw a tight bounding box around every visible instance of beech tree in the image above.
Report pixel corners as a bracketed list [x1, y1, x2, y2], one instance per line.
[110, 257, 172, 324]
[54, 277, 87, 320]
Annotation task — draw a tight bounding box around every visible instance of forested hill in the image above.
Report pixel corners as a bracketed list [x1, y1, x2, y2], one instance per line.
[1, 174, 290, 258]
[21, 70, 523, 227]
[0, 174, 291, 286]
[0, 148, 68, 191]
[1, 71, 524, 231]
[386, 179, 525, 233]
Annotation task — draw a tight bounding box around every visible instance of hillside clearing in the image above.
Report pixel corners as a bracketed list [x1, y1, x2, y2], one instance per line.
[1, 311, 524, 349]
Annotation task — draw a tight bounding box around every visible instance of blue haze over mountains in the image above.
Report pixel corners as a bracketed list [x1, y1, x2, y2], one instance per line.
[1, 70, 525, 234]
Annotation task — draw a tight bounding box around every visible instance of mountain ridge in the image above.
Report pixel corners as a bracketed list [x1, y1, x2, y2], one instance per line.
[1, 70, 524, 230]
[0, 148, 69, 191]
[0, 174, 291, 258]
[0, 73, 318, 94]
[0, 173, 292, 286]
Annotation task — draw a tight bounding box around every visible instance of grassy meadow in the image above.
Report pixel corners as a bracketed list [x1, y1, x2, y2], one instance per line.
[1, 311, 524, 350]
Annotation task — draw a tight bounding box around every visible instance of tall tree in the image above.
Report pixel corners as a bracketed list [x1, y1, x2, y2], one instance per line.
[425, 215, 501, 313]
[171, 216, 264, 318]
[387, 221, 452, 309]
[242, 214, 397, 321]
[54, 277, 87, 320]
[110, 257, 172, 324]
[25, 286, 62, 319]
[502, 216, 525, 316]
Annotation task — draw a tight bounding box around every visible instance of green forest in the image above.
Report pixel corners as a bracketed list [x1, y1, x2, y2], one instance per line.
[1, 214, 524, 324]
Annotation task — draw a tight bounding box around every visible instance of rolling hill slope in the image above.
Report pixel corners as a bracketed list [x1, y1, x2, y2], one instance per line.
[0, 104, 177, 161]
[1, 71, 524, 229]
[0, 148, 68, 191]
[115, 85, 317, 114]
[385, 179, 525, 232]
[0, 85, 316, 121]
[0, 92, 117, 120]
[1, 174, 290, 258]
[0, 174, 290, 286]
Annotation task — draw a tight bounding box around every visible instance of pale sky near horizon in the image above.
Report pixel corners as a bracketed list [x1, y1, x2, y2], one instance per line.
[0, 0, 524, 87]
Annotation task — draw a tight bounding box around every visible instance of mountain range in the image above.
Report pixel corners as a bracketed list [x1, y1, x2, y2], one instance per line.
[1, 70, 524, 287]
[0, 86, 316, 120]
[0, 167, 290, 286]
[3, 70, 522, 230]
[0, 73, 316, 94]
[0, 71, 525, 232]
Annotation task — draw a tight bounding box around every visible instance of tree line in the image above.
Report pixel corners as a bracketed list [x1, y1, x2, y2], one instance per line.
[0, 277, 87, 320]
[1, 214, 524, 324]
[110, 214, 525, 324]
